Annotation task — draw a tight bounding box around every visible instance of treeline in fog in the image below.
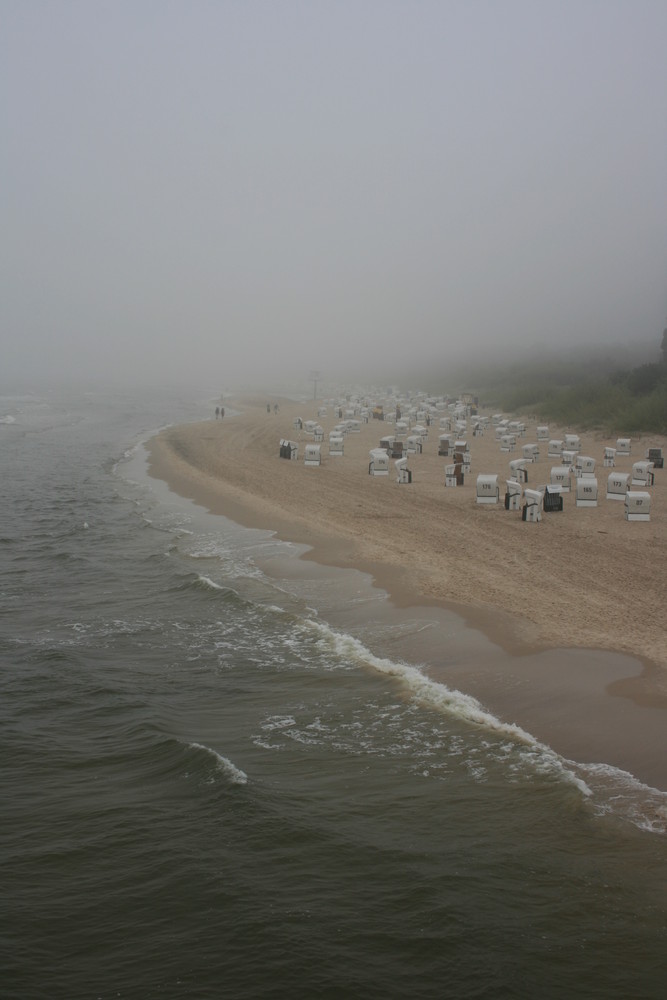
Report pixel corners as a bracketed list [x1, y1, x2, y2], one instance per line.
[444, 333, 667, 435]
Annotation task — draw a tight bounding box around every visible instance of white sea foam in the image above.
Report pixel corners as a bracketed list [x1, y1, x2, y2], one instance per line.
[301, 617, 667, 831]
[197, 575, 225, 591]
[186, 537, 267, 582]
[301, 617, 595, 795]
[574, 761, 667, 834]
[0, 414, 16, 424]
[188, 742, 248, 784]
[261, 715, 297, 731]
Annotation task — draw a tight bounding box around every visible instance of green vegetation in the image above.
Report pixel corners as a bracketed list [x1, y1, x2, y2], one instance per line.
[489, 361, 667, 434]
[438, 340, 667, 435]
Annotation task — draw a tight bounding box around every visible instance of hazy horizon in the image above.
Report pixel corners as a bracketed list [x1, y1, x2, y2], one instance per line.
[3, 1, 666, 387]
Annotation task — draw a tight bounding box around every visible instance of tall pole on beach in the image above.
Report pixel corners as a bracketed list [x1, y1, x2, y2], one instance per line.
[310, 370, 321, 400]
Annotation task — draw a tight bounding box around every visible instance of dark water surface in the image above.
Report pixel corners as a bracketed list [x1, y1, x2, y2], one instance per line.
[1, 385, 666, 999]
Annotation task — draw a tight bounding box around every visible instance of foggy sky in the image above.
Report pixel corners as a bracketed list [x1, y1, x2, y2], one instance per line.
[3, 1, 667, 387]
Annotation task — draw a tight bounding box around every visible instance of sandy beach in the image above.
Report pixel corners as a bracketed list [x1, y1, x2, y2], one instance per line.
[147, 393, 667, 787]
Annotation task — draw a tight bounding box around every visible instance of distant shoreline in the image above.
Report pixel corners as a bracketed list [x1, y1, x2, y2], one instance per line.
[146, 394, 667, 788]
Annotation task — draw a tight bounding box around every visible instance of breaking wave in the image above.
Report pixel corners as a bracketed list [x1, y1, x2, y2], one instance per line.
[297, 616, 667, 832]
[187, 742, 248, 785]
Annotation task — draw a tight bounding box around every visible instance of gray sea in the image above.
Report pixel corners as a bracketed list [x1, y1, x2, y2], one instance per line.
[2, 383, 666, 1000]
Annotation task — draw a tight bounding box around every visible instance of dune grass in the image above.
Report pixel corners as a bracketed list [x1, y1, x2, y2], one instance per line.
[449, 357, 667, 435]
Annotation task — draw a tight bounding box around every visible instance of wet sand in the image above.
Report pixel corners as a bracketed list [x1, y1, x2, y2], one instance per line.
[146, 394, 667, 788]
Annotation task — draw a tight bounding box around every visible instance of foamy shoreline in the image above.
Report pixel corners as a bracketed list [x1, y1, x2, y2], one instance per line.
[146, 394, 667, 788]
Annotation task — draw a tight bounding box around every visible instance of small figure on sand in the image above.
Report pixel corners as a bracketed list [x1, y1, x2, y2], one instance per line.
[267, 403, 271, 414]
[215, 406, 220, 419]
[274, 403, 279, 414]
[220, 407, 225, 419]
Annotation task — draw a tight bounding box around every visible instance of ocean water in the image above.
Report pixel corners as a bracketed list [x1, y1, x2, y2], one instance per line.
[1, 384, 666, 1000]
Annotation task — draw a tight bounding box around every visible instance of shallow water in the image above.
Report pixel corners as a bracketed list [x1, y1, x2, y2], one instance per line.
[2, 384, 666, 999]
